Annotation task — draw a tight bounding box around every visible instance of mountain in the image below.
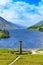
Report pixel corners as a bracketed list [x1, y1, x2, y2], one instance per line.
[27, 21, 43, 31]
[35, 21, 43, 25]
[0, 17, 25, 29]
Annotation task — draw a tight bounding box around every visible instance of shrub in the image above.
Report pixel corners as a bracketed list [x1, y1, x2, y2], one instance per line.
[0, 30, 10, 39]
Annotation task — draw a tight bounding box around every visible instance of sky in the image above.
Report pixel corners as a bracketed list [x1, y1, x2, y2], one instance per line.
[0, 0, 43, 27]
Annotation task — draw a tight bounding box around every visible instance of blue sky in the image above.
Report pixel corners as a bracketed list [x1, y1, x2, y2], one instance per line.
[0, 0, 43, 27]
[13, 0, 41, 5]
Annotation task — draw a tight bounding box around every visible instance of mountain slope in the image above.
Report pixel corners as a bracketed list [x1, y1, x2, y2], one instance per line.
[0, 17, 17, 29]
[0, 17, 25, 29]
[27, 21, 43, 31]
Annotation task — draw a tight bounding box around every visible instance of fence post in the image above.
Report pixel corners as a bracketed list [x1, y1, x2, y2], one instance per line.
[19, 41, 22, 54]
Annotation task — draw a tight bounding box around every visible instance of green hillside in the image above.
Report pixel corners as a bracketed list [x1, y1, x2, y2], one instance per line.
[0, 30, 10, 39]
[27, 24, 43, 31]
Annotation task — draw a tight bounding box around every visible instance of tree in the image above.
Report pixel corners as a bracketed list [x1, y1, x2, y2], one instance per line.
[39, 28, 43, 32]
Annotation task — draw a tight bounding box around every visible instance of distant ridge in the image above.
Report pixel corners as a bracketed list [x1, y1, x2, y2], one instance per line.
[35, 21, 43, 25]
[27, 20, 43, 30]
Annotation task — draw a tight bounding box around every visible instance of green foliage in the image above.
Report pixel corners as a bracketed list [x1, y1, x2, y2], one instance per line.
[27, 26, 39, 30]
[39, 28, 43, 32]
[0, 30, 10, 39]
[27, 24, 43, 32]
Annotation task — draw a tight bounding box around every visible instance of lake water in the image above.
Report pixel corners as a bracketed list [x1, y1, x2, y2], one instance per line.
[0, 29, 43, 49]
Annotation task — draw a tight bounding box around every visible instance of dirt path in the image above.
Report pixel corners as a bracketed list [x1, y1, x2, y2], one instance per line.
[31, 50, 43, 54]
[9, 55, 22, 65]
[32, 50, 37, 54]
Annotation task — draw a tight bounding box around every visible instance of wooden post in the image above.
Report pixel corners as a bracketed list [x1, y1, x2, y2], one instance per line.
[19, 41, 22, 54]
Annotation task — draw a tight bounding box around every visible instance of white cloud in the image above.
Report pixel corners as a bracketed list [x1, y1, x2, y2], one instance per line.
[0, 0, 43, 27]
[0, 0, 12, 5]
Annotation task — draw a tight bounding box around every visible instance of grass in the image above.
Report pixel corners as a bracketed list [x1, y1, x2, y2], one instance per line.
[0, 49, 43, 65]
[0, 48, 18, 65]
[0, 53, 18, 65]
[13, 54, 43, 65]
[0, 49, 32, 65]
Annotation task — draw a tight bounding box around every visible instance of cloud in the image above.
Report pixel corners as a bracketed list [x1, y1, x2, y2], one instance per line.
[0, 0, 43, 27]
[0, 0, 12, 5]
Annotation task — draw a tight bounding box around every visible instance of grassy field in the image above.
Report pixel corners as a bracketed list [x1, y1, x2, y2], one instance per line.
[0, 48, 18, 65]
[13, 54, 43, 65]
[0, 49, 43, 65]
